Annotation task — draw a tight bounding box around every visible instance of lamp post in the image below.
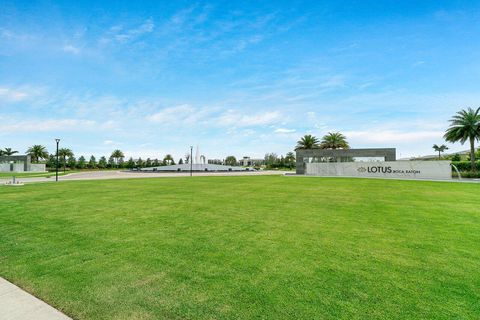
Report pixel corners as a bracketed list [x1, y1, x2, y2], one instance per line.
[190, 146, 193, 177]
[55, 138, 60, 182]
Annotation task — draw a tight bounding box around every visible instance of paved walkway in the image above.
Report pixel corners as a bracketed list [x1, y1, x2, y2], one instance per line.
[0, 170, 287, 184]
[0, 277, 71, 320]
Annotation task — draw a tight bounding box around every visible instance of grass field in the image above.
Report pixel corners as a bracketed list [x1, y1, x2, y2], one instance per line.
[0, 176, 479, 319]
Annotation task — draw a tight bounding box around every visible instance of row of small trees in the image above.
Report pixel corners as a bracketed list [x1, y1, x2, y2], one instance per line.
[47, 154, 180, 171]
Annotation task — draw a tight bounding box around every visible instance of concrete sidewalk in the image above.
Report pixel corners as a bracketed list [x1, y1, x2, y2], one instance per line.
[0, 277, 71, 320]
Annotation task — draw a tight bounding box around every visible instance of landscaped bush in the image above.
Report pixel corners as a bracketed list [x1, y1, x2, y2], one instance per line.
[452, 171, 480, 178]
[451, 161, 480, 172]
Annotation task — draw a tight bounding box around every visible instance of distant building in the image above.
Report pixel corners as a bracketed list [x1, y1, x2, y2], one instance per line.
[239, 156, 265, 166]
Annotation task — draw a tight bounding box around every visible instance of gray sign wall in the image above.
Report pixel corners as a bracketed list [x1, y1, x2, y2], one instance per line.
[296, 148, 396, 174]
[306, 161, 452, 180]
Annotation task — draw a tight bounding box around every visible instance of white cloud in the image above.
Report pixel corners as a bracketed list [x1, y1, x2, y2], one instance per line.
[112, 19, 155, 43]
[344, 129, 443, 144]
[62, 44, 81, 54]
[217, 110, 281, 127]
[2, 119, 96, 132]
[0, 87, 29, 102]
[274, 128, 296, 133]
[146, 104, 197, 124]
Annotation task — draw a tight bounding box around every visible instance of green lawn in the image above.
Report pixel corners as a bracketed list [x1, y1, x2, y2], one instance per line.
[0, 176, 479, 319]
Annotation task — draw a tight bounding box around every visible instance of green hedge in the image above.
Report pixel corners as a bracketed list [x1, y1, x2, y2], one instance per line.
[451, 161, 480, 172]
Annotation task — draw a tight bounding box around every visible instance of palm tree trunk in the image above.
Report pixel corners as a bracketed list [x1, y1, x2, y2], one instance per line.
[63, 156, 66, 173]
[470, 137, 476, 172]
[438, 151, 441, 159]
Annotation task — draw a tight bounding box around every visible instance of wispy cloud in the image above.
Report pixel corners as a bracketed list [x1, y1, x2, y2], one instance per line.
[217, 110, 282, 127]
[99, 18, 155, 45]
[62, 44, 81, 54]
[274, 128, 295, 133]
[0, 86, 29, 102]
[2, 119, 96, 132]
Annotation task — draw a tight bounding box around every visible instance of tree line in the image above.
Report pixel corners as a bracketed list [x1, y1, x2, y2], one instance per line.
[0, 145, 185, 171]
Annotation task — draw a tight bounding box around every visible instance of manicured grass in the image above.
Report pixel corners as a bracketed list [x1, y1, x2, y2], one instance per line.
[0, 176, 479, 319]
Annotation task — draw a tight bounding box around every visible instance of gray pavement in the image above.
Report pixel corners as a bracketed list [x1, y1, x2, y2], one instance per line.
[0, 170, 288, 184]
[0, 277, 71, 320]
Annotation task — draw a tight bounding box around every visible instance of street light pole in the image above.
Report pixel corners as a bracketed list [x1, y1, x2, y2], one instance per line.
[55, 138, 60, 182]
[190, 146, 193, 177]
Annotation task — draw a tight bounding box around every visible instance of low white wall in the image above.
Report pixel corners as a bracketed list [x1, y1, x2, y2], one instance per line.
[12, 163, 25, 172]
[30, 164, 46, 172]
[0, 163, 10, 172]
[306, 161, 452, 180]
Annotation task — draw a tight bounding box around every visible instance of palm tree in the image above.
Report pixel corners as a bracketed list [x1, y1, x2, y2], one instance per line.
[58, 148, 74, 172]
[295, 134, 320, 150]
[3, 148, 19, 156]
[0, 149, 4, 156]
[163, 154, 174, 165]
[444, 107, 480, 171]
[432, 144, 448, 159]
[26, 145, 49, 163]
[320, 132, 349, 149]
[110, 149, 125, 168]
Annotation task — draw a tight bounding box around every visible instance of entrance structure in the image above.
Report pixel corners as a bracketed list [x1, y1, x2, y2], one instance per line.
[295, 148, 396, 174]
[0, 155, 46, 172]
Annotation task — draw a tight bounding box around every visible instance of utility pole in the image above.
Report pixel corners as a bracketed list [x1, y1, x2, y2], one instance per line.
[190, 146, 193, 177]
[55, 138, 60, 182]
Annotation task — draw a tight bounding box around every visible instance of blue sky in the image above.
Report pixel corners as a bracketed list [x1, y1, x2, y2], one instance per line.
[1, 0, 480, 160]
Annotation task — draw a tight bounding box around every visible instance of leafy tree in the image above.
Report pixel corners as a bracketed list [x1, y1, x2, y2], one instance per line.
[285, 152, 296, 169]
[136, 157, 144, 169]
[107, 156, 115, 168]
[320, 132, 349, 149]
[163, 154, 174, 165]
[264, 153, 279, 168]
[47, 154, 56, 169]
[67, 156, 77, 169]
[88, 155, 97, 169]
[26, 145, 49, 163]
[145, 158, 152, 168]
[110, 149, 125, 168]
[0, 149, 4, 156]
[444, 107, 480, 171]
[432, 144, 449, 159]
[152, 158, 160, 166]
[225, 156, 237, 166]
[77, 156, 86, 169]
[58, 148, 74, 172]
[451, 153, 461, 161]
[126, 157, 135, 169]
[295, 134, 319, 150]
[98, 156, 107, 169]
[3, 148, 19, 156]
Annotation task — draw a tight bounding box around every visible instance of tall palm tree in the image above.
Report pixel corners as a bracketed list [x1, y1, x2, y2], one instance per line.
[432, 144, 448, 159]
[320, 132, 349, 149]
[3, 148, 19, 156]
[26, 145, 49, 163]
[58, 148, 74, 173]
[110, 149, 125, 168]
[163, 154, 174, 165]
[444, 107, 480, 171]
[295, 134, 320, 150]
